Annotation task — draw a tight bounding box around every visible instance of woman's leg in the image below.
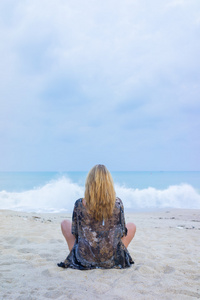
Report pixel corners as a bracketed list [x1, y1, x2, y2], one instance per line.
[121, 223, 136, 248]
[61, 220, 76, 251]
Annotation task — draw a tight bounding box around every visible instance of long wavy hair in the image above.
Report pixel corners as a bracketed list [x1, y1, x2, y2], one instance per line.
[84, 164, 116, 221]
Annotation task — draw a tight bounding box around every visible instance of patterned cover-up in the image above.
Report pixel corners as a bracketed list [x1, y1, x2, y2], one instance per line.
[58, 197, 134, 270]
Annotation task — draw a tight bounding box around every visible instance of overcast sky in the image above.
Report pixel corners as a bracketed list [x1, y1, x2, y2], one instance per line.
[0, 0, 200, 171]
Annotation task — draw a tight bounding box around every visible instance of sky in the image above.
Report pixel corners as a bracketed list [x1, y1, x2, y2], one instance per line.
[0, 0, 200, 171]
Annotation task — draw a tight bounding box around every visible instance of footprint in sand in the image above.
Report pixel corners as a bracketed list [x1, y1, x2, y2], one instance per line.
[43, 290, 63, 299]
[18, 247, 35, 254]
[42, 269, 52, 277]
[163, 266, 175, 274]
[4, 237, 31, 246]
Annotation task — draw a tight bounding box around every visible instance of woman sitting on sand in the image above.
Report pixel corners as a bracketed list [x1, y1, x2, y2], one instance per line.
[58, 164, 136, 270]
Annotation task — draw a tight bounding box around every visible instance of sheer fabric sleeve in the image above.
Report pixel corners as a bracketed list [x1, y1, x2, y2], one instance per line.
[71, 200, 79, 237]
[118, 197, 128, 237]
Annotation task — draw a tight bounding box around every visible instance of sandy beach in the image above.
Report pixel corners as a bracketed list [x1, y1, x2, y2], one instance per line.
[0, 209, 200, 300]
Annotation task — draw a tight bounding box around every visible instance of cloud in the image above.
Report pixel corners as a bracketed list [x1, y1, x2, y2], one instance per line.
[0, 0, 200, 170]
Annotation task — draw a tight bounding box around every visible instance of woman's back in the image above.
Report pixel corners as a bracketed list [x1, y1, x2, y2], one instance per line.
[62, 197, 133, 270]
[58, 165, 136, 270]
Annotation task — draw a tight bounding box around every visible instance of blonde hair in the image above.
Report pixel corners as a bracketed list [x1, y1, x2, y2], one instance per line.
[84, 164, 116, 221]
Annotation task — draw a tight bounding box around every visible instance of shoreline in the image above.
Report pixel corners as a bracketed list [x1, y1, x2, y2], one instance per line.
[1, 209, 200, 299]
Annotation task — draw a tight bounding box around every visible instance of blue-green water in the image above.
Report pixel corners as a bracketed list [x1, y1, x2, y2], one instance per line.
[0, 172, 200, 212]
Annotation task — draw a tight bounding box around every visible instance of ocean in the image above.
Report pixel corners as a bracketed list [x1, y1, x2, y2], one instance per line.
[0, 171, 200, 213]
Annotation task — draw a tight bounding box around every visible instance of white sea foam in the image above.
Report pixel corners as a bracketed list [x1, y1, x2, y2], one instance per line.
[115, 184, 200, 211]
[0, 177, 84, 213]
[0, 177, 200, 213]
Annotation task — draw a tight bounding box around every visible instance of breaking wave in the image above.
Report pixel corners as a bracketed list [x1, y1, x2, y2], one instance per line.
[0, 177, 200, 213]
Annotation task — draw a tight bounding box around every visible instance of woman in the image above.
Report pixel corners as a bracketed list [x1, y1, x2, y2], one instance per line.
[58, 164, 136, 270]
